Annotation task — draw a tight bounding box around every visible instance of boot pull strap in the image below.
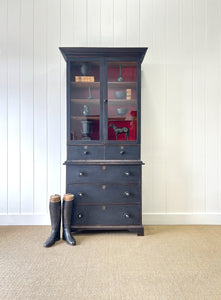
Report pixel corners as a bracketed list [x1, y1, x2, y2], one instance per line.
[63, 193, 74, 201]
[50, 194, 61, 203]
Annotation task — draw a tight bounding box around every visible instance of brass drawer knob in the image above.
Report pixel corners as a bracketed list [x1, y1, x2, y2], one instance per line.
[78, 192, 84, 197]
[124, 191, 130, 197]
[124, 172, 130, 176]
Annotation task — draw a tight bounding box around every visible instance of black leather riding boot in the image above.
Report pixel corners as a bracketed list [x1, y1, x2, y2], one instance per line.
[44, 195, 61, 247]
[62, 194, 76, 246]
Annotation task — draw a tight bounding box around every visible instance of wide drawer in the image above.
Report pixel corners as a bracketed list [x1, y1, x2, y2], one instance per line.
[105, 145, 140, 160]
[71, 204, 141, 226]
[67, 183, 141, 204]
[67, 145, 104, 160]
[66, 164, 141, 184]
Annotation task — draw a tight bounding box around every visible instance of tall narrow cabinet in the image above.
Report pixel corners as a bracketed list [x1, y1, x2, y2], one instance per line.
[60, 47, 147, 236]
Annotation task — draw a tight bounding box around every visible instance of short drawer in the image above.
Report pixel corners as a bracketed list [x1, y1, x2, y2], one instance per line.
[67, 183, 141, 204]
[67, 145, 104, 160]
[105, 145, 140, 160]
[66, 164, 141, 184]
[71, 204, 141, 226]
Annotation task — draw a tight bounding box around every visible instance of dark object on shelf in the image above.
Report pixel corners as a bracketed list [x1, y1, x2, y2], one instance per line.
[80, 63, 90, 76]
[82, 104, 90, 116]
[117, 65, 124, 82]
[114, 91, 126, 99]
[88, 87, 93, 99]
[81, 120, 92, 140]
[109, 123, 129, 140]
[115, 107, 128, 117]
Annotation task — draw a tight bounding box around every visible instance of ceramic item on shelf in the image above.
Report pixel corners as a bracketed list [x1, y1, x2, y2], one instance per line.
[115, 108, 128, 116]
[117, 65, 124, 82]
[88, 87, 93, 99]
[82, 104, 90, 116]
[80, 63, 90, 76]
[81, 120, 92, 140]
[114, 91, 126, 99]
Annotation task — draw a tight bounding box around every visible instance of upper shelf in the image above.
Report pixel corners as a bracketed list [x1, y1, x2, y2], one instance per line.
[71, 81, 137, 89]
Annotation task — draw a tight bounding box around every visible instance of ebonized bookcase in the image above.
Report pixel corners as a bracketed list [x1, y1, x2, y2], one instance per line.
[60, 47, 147, 235]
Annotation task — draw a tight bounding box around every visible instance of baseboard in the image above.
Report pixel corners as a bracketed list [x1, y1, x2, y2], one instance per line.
[1, 212, 221, 226]
[142, 212, 221, 225]
[0, 214, 50, 225]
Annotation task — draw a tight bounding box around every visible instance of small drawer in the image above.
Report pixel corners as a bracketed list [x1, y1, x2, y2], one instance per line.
[66, 164, 141, 184]
[71, 204, 141, 226]
[105, 145, 140, 160]
[67, 145, 104, 160]
[67, 183, 141, 204]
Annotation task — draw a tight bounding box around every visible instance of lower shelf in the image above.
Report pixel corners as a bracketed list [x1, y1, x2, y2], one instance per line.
[70, 225, 144, 236]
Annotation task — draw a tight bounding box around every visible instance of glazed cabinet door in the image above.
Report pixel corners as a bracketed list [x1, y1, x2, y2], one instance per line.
[105, 59, 140, 144]
[67, 58, 103, 144]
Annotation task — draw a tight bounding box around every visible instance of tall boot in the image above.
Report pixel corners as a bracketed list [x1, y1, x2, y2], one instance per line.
[62, 193, 76, 246]
[44, 194, 61, 247]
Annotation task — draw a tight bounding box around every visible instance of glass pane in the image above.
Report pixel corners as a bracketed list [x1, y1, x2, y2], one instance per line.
[70, 61, 100, 141]
[107, 61, 137, 141]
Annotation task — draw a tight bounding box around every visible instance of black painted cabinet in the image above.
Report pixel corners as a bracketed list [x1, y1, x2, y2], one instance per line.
[60, 47, 147, 235]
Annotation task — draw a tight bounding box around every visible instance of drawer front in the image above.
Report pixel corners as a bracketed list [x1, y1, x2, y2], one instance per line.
[67, 183, 141, 204]
[71, 204, 141, 226]
[66, 165, 141, 184]
[67, 145, 104, 160]
[105, 145, 140, 160]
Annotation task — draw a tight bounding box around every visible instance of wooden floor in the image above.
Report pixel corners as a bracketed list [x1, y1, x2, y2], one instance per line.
[1, 225, 221, 299]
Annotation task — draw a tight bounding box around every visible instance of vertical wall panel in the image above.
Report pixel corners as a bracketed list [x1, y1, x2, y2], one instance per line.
[20, 0, 34, 214]
[0, 0, 8, 214]
[126, 0, 140, 46]
[100, 0, 114, 46]
[47, 0, 61, 198]
[192, 0, 207, 212]
[60, 0, 74, 198]
[73, 0, 88, 46]
[142, 0, 167, 213]
[33, 0, 47, 214]
[7, 0, 21, 214]
[113, 0, 127, 46]
[205, 0, 219, 212]
[88, 0, 101, 46]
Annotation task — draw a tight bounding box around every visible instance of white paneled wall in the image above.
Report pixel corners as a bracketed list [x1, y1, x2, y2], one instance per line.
[0, 0, 221, 225]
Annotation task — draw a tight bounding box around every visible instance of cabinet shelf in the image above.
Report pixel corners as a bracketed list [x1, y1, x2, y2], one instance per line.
[71, 99, 136, 105]
[71, 116, 100, 120]
[108, 117, 137, 121]
[71, 99, 100, 103]
[108, 82, 137, 89]
[71, 82, 100, 88]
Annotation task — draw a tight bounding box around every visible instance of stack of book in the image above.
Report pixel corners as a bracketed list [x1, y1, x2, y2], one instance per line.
[126, 89, 131, 100]
[75, 76, 95, 82]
